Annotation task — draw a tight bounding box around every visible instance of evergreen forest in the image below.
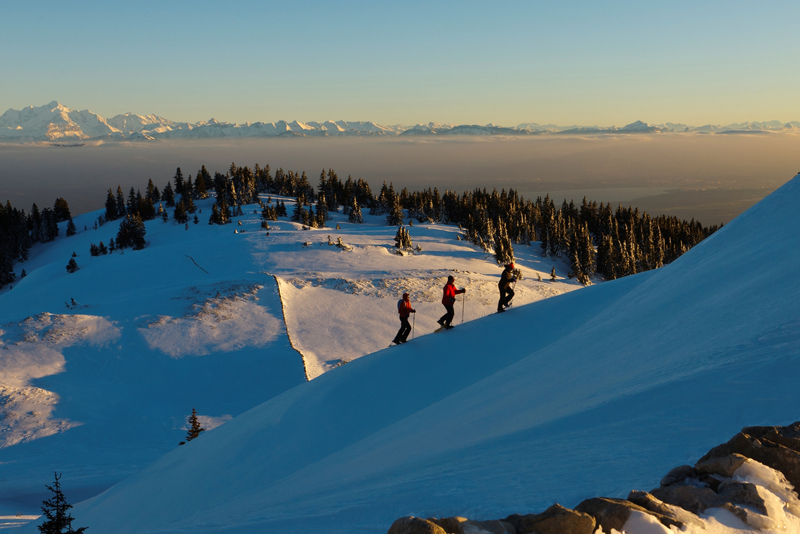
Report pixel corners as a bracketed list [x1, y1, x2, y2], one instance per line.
[0, 162, 719, 289]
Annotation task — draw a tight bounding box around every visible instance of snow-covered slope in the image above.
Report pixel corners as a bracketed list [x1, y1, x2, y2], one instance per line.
[0, 195, 580, 521]
[50, 174, 800, 534]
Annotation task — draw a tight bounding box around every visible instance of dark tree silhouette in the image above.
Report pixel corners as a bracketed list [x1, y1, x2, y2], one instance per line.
[38, 472, 87, 534]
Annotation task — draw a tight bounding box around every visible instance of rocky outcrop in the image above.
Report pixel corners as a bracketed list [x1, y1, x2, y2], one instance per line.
[627, 490, 706, 529]
[388, 517, 446, 534]
[505, 504, 594, 534]
[426, 516, 515, 534]
[699, 423, 800, 490]
[387, 422, 800, 533]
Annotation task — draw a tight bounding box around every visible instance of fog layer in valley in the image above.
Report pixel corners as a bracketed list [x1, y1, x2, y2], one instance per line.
[1, 134, 798, 224]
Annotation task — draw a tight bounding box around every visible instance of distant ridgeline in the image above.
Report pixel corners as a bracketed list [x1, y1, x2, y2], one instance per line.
[0, 162, 718, 289]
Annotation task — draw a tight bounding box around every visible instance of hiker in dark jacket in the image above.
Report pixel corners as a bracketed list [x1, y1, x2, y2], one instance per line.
[392, 293, 416, 344]
[438, 275, 465, 329]
[497, 263, 516, 313]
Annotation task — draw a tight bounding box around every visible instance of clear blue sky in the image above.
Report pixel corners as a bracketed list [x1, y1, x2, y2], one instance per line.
[2, 0, 799, 126]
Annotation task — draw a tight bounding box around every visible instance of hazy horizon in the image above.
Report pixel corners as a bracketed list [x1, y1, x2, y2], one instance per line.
[2, 134, 797, 225]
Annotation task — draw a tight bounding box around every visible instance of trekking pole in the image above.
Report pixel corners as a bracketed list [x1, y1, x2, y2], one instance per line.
[462, 292, 466, 323]
[412, 312, 416, 340]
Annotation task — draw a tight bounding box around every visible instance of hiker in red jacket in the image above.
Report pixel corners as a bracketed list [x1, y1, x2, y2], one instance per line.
[437, 275, 465, 330]
[392, 293, 416, 344]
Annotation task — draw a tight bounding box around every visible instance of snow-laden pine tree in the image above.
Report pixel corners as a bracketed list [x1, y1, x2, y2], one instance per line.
[386, 196, 404, 226]
[493, 220, 514, 265]
[292, 196, 305, 223]
[394, 226, 412, 250]
[349, 197, 363, 223]
[317, 195, 329, 223]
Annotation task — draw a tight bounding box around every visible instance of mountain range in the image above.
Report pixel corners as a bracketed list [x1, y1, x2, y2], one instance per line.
[2, 101, 799, 143]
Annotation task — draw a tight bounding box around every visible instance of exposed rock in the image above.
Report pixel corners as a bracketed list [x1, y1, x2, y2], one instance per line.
[648, 484, 717, 515]
[505, 504, 595, 534]
[464, 520, 515, 534]
[651, 478, 767, 528]
[428, 517, 514, 534]
[743, 421, 800, 450]
[660, 464, 696, 487]
[717, 480, 768, 515]
[627, 490, 705, 528]
[427, 517, 467, 534]
[717, 503, 750, 524]
[388, 517, 447, 534]
[698, 430, 800, 490]
[695, 453, 748, 478]
[389, 423, 800, 534]
[575, 497, 680, 532]
[464, 519, 517, 534]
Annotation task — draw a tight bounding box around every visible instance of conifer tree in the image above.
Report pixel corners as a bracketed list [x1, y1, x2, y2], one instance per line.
[209, 204, 220, 224]
[116, 214, 146, 250]
[66, 217, 77, 237]
[307, 205, 317, 227]
[53, 198, 71, 223]
[493, 220, 514, 265]
[66, 258, 78, 273]
[194, 172, 208, 199]
[218, 198, 231, 224]
[348, 196, 363, 223]
[139, 197, 156, 221]
[173, 167, 185, 196]
[386, 195, 404, 226]
[186, 408, 204, 442]
[98, 242, 108, 255]
[146, 179, 159, 204]
[37, 472, 87, 534]
[291, 195, 305, 223]
[317, 195, 329, 223]
[126, 187, 138, 216]
[394, 226, 412, 250]
[115, 186, 126, 217]
[40, 208, 59, 242]
[173, 201, 188, 224]
[162, 182, 175, 207]
[105, 189, 119, 221]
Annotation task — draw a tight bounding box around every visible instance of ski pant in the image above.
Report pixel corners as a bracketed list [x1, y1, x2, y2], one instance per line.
[439, 304, 455, 327]
[498, 286, 514, 311]
[394, 316, 412, 343]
